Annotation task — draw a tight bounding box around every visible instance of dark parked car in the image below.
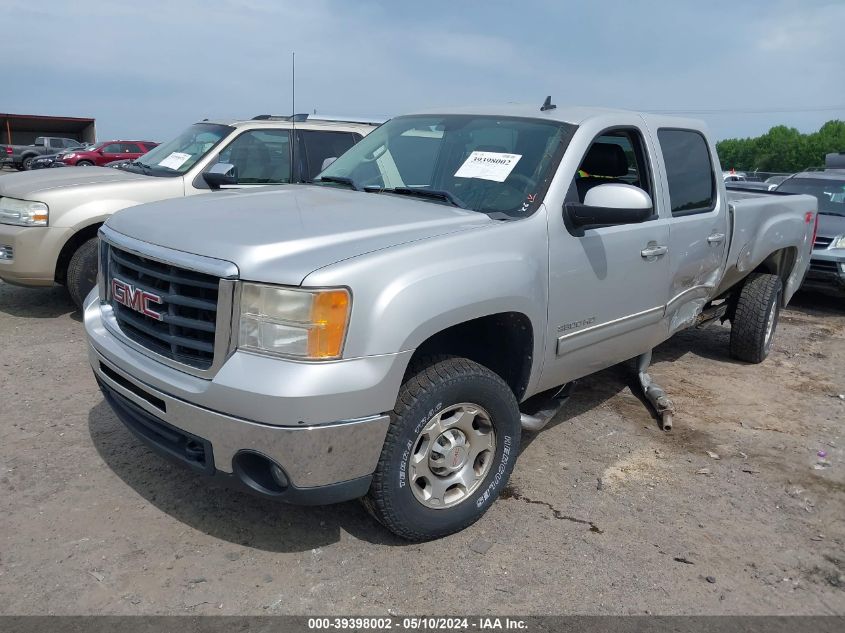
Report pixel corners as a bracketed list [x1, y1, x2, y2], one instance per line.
[61, 140, 158, 167]
[776, 169, 845, 296]
[29, 143, 96, 169]
[2, 137, 84, 170]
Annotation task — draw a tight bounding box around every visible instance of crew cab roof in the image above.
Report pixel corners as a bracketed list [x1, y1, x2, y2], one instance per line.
[404, 103, 707, 131]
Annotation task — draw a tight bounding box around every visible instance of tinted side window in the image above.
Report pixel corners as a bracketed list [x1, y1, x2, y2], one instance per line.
[657, 129, 716, 216]
[122, 143, 143, 153]
[300, 131, 357, 180]
[101, 143, 122, 153]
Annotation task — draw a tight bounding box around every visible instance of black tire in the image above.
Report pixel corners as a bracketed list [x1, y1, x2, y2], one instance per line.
[729, 272, 782, 363]
[14, 162, 26, 171]
[22, 156, 34, 170]
[76, 160, 94, 167]
[363, 355, 521, 541]
[67, 237, 99, 309]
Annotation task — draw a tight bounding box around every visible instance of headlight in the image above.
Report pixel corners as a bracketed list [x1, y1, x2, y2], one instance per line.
[831, 235, 845, 249]
[238, 283, 351, 360]
[0, 197, 49, 226]
[64, 153, 76, 159]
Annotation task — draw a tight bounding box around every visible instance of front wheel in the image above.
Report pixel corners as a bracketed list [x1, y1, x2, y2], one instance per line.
[729, 272, 782, 363]
[363, 356, 521, 541]
[76, 160, 94, 167]
[67, 237, 99, 309]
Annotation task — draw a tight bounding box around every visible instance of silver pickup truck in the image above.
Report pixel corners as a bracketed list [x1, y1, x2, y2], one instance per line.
[84, 102, 817, 541]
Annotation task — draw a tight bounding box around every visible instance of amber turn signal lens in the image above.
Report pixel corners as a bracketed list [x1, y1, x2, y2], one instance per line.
[307, 289, 351, 358]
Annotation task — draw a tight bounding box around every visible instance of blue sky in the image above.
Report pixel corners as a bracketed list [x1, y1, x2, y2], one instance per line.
[3, 0, 844, 143]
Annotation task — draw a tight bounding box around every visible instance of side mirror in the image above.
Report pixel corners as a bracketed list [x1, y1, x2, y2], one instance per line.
[565, 183, 653, 228]
[321, 157, 337, 171]
[203, 162, 238, 189]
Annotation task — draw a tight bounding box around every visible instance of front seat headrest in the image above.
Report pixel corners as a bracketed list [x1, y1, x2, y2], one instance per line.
[579, 142, 628, 177]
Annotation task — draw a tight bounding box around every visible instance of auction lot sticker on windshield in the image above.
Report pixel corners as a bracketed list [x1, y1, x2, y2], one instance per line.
[157, 152, 191, 170]
[454, 151, 522, 182]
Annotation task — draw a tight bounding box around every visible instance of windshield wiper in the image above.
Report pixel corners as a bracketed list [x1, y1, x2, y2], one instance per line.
[316, 175, 361, 191]
[818, 211, 844, 216]
[367, 187, 467, 209]
[128, 161, 152, 175]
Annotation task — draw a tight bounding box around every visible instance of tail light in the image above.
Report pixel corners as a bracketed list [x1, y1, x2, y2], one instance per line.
[4, 146, 11, 155]
[805, 211, 818, 246]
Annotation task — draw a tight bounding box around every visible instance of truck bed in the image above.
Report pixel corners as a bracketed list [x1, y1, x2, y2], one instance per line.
[717, 188, 816, 302]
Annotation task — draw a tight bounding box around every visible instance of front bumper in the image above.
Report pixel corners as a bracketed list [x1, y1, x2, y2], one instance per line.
[803, 252, 845, 295]
[0, 224, 72, 286]
[85, 292, 409, 502]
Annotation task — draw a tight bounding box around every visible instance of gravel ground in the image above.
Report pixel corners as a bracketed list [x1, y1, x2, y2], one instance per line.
[0, 280, 843, 616]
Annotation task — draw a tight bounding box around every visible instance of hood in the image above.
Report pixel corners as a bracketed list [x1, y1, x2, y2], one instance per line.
[0, 166, 149, 199]
[106, 185, 493, 285]
[816, 212, 845, 240]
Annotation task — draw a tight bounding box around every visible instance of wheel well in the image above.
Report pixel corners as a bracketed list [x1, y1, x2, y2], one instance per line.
[55, 224, 101, 284]
[753, 247, 797, 296]
[409, 312, 534, 400]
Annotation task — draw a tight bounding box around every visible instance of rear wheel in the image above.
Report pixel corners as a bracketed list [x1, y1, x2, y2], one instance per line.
[729, 272, 782, 363]
[363, 356, 521, 541]
[76, 160, 94, 167]
[67, 237, 99, 309]
[22, 156, 34, 170]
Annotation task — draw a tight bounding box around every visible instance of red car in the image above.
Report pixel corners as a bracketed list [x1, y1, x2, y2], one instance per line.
[61, 140, 158, 167]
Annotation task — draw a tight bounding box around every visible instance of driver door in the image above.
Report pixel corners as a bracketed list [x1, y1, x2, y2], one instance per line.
[541, 125, 671, 389]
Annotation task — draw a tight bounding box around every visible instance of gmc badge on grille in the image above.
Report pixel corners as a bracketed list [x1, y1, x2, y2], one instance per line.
[112, 279, 164, 321]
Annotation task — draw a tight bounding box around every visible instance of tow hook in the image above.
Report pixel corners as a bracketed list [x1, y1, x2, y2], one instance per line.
[636, 350, 675, 431]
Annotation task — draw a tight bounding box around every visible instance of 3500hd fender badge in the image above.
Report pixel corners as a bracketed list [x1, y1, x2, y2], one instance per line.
[111, 279, 164, 321]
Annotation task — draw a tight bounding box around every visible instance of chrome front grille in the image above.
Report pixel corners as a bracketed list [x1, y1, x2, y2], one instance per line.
[106, 244, 220, 369]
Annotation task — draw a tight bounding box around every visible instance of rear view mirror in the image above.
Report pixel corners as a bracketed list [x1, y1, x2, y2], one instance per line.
[203, 162, 238, 189]
[565, 183, 653, 228]
[321, 157, 337, 171]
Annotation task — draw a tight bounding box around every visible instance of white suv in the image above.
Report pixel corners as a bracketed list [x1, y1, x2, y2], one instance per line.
[0, 115, 379, 306]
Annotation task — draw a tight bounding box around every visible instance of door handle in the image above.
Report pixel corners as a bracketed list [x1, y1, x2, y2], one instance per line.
[641, 245, 668, 258]
[707, 233, 726, 244]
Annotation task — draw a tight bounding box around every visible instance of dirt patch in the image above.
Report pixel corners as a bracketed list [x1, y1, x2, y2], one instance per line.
[1, 282, 844, 615]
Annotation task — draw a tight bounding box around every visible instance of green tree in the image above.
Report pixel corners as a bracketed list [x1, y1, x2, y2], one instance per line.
[716, 119, 845, 173]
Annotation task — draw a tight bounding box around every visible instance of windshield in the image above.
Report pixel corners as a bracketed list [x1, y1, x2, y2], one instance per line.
[316, 115, 575, 218]
[777, 177, 845, 216]
[124, 122, 233, 177]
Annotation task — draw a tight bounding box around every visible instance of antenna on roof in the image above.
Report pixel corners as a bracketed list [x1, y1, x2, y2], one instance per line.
[291, 51, 297, 182]
[540, 95, 556, 112]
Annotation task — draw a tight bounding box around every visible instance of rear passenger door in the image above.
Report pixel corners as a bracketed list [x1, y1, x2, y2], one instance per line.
[121, 142, 145, 160]
[654, 129, 729, 333]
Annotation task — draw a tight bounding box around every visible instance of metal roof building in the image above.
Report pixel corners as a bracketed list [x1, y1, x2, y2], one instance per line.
[2, 113, 97, 145]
